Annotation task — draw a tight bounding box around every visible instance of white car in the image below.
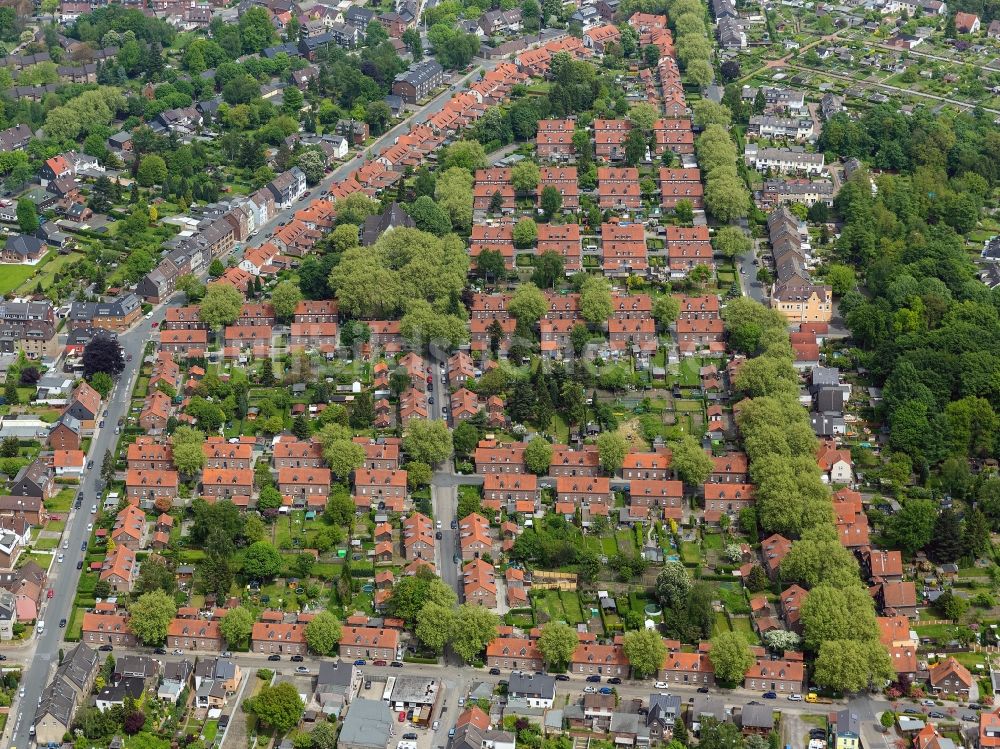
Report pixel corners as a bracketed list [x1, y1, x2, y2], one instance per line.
[87, 524, 93, 532]
[584, 686, 597, 693]
[654, 682, 669, 690]
[788, 694, 802, 701]
[922, 699, 936, 707]
[57, 554, 64, 563]
[62, 540, 68, 549]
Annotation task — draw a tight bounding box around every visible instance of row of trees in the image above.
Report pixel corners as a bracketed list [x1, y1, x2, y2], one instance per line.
[725, 299, 894, 692]
[664, 0, 714, 87]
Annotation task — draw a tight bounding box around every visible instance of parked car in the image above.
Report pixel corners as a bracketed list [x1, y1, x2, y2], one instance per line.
[922, 699, 936, 707]
[296, 666, 310, 674]
[403, 734, 418, 741]
[268, 654, 281, 661]
[607, 677, 622, 685]
[697, 687, 710, 693]
[373, 660, 387, 666]
[59, 618, 66, 628]
[586, 675, 601, 682]
[584, 686, 597, 693]
[599, 687, 613, 695]
[99, 645, 113, 652]
[762, 692, 777, 700]
[354, 659, 367, 666]
[76, 560, 83, 569]
[398, 712, 407, 723]
[489, 668, 501, 675]
[788, 694, 802, 701]
[154, 648, 167, 654]
[555, 674, 570, 681]
[390, 661, 403, 667]
[929, 712, 945, 719]
[291, 655, 304, 662]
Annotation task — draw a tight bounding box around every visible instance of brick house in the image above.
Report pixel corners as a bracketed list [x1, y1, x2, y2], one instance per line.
[82, 612, 138, 648]
[353, 469, 407, 512]
[273, 438, 324, 469]
[536, 119, 575, 160]
[167, 618, 224, 651]
[459, 513, 493, 561]
[703, 483, 754, 525]
[402, 512, 435, 560]
[100, 546, 137, 593]
[598, 167, 641, 211]
[486, 637, 544, 671]
[483, 473, 539, 515]
[660, 651, 715, 686]
[550, 447, 600, 477]
[629, 480, 684, 521]
[622, 452, 672, 481]
[277, 468, 332, 506]
[572, 643, 629, 677]
[126, 440, 173, 472]
[338, 626, 400, 661]
[463, 559, 498, 609]
[252, 622, 307, 655]
[201, 469, 254, 501]
[474, 442, 526, 474]
[125, 469, 179, 507]
[743, 657, 805, 694]
[203, 439, 253, 469]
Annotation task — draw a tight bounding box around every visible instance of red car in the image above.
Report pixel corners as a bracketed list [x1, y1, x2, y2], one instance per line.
[151, 321, 159, 328]
[373, 659, 387, 666]
[398, 712, 406, 722]
[47, 589, 54, 599]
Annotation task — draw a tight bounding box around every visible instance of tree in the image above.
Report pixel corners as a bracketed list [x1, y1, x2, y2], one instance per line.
[597, 431, 628, 474]
[713, 226, 752, 260]
[477, 250, 507, 283]
[137, 154, 167, 186]
[243, 541, 282, 580]
[671, 435, 714, 485]
[135, 558, 175, 595]
[964, 508, 991, 558]
[450, 604, 499, 663]
[173, 439, 205, 476]
[705, 174, 750, 222]
[83, 333, 124, 380]
[325, 492, 356, 526]
[693, 100, 732, 129]
[257, 486, 283, 512]
[513, 218, 538, 248]
[209, 258, 226, 278]
[799, 584, 879, 652]
[824, 264, 856, 296]
[176, 274, 205, 302]
[415, 601, 456, 653]
[628, 103, 659, 132]
[935, 589, 969, 621]
[781, 538, 861, 589]
[652, 295, 680, 328]
[540, 185, 563, 219]
[440, 141, 487, 172]
[305, 611, 342, 655]
[16, 198, 38, 234]
[708, 632, 755, 686]
[624, 128, 647, 166]
[409, 195, 452, 237]
[199, 284, 244, 329]
[127, 590, 177, 645]
[622, 628, 668, 678]
[403, 419, 453, 465]
[762, 629, 801, 652]
[407, 461, 432, 489]
[220, 606, 255, 649]
[580, 276, 613, 323]
[324, 439, 366, 479]
[403, 28, 422, 59]
[247, 682, 304, 733]
[524, 437, 553, 475]
[296, 149, 325, 185]
[655, 562, 692, 609]
[509, 283, 548, 325]
[89, 372, 114, 398]
[685, 58, 715, 87]
[813, 640, 893, 693]
[886, 499, 937, 554]
[435, 167, 474, 232]
[537, 621, 578, 669]
[532, 251, 565, 289]
[928, 507, 963, 563]
[511, 161, 540, 194]
[387, 568, 457, 623]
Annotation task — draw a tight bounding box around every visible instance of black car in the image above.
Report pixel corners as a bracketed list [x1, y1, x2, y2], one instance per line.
[555, 674, 570, 681]
[450, 520, 457, 529]
[81, 542, 87, 551]
[607, 677, 622, 685]
[76, 560, 83, 569]
[390, 661, 403, 667]
[403, 734, 418, 741]
[436, 531, 442, 540]
[0, 654, 6, 661]
[268, 654, 281, 661]
[964, 714, 978, 722]
[154, 648, 167, 655]
[809, 730, 827, 739]
[59, 618, 66, 628]
[489, 668, 501, 675]
[697, 687, 710, 693]
[903, 709, 920, 715]
[586, 675, 601, 683]
[929, 712, 945, 719]
[99, 645, 113, 651]
[291, 655, 305, 662]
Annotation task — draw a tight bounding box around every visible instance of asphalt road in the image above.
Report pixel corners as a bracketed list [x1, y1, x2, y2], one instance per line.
[9, 303, 174, 749]
[737, 244, 765, 303]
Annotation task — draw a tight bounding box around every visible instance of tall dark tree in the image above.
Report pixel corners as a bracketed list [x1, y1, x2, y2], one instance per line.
[929, 507, 963, 563]
[82, 333, 125, 380]
[963, 508, 991, 559]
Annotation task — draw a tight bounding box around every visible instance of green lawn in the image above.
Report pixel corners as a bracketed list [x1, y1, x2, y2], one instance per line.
[680, 541, 701, 565]
[34, 537, 59, 551]
[46, 488, 76, 513]
[712, 611, 730, 636]
[45, 519, 66, 534]
[702, 533, 724, 550]
[730, 616, 759, 644]
[0, 263, 38, 295]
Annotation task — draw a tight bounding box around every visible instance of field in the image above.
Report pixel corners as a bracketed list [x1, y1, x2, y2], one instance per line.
[0, 263, 37, 295]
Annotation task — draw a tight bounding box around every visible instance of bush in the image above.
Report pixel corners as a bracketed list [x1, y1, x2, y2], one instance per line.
[256, 668, 274, 681]
[880, 711, 895, 728]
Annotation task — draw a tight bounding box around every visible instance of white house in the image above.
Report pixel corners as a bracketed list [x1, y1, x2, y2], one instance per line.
[506, 673, 555, 708]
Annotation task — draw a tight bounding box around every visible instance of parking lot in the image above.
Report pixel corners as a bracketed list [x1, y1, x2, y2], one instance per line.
[358, 674, 445, 749]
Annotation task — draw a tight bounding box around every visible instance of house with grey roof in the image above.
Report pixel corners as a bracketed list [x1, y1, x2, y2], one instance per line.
[362, 202, 415, 245]
[340, 698, 395, 749]
[508, 673, 556, 708]
[391, 59, 445, 104]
